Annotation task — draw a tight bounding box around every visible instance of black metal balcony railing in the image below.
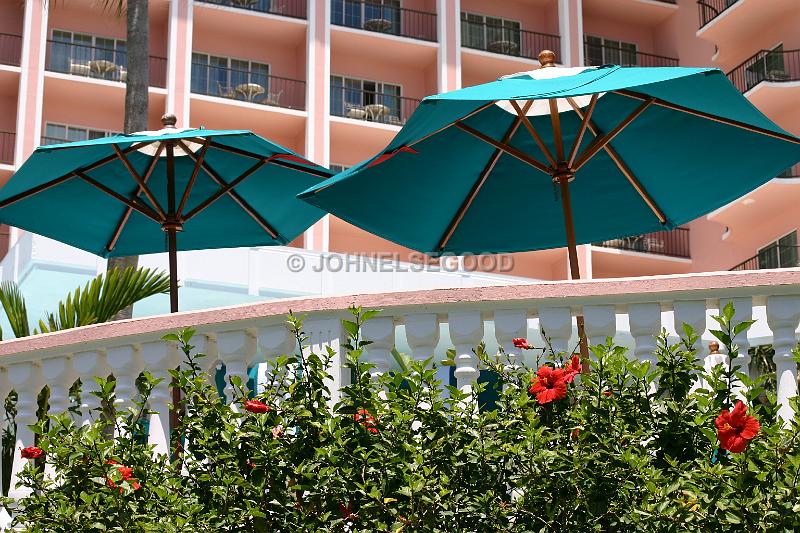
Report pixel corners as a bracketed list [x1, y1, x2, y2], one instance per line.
[731, 245, 800, 271]
[197, 0, 306, 19]
[190, 64, 306, 110]
[0, 33, 22, 67]
[332, 1, 437, 42]
[697, 0, 740, 29]
[45, 40, 167, 88]
[0, 131, 14, 165]
[594, 227, 691, 259]
[331, 86, 420, 126]
[41, 136, 74, 146]
[584, 42, 679, 67]
[727, 49, 800, 93]
[461, 20, 560, 62]
[778, 164, 800, 179]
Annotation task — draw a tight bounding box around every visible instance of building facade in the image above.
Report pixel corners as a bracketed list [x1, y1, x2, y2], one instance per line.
[0, 0, 797, 315]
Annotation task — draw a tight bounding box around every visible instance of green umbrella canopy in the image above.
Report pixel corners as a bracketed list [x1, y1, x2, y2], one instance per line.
[0, 124, 331, 258]
[299, 62, 800, 257]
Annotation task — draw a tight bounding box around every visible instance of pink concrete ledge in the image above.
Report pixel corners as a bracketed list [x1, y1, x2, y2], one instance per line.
[0, 269, 798, 357]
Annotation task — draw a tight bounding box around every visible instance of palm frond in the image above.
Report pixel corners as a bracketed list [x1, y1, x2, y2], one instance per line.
[38, 266, 171, 333]
[0, 280, 30, 339]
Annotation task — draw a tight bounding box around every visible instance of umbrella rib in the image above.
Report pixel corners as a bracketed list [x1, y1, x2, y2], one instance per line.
[75, 171, 163, 224]
[0, 141, 156, 210]
[454, 122, 551, 175]
[437, 100, 533, 252]
[548, 99, 565, 162]
[203, 141, 332, 179]
[614, 89, 800, 145]
[182, 160, 281, 241]
[105, 143, 166, 253]
[567, 94, 599, 168]
[567, 98, 667, 225]
[112, 144, 167, 219]
[176, 140, 210, 216]
[572, 97, 654, 171]
[509, 100, 556, 167]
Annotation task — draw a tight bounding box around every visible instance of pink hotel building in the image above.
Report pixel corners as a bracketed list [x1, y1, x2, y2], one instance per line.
[0, 0, 797, 287]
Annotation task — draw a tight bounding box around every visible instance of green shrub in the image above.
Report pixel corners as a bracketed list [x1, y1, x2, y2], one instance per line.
[5, 304, 800, 532]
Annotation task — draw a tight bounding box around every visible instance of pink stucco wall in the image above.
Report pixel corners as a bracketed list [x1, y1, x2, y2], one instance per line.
[0, 2, 24, 36]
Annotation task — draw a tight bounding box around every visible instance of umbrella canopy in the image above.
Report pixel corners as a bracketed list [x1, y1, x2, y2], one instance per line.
[299, 54, 800, 258]
[0, 114, 332, 312]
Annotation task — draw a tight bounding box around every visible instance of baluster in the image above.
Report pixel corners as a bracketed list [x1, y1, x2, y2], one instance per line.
[301, 317, 344, 408]
[493, 309, 527, 373]
[106, 345, 143, 418]
[193, 333, 219, 388]
[0, 367, 9, 497]
[583, 305, 616, 349]
[719, 297, 753, 396]
[405, 313, 441, 384]
[257, 324, 295, 395]
[538, 307, 573, 358]
[72, 350, 109, 426]
[766, 295, 800, 424]
[40, 355, 76, 480]
[7, 361, 43, 500]
[674, 300, 709, 392]
[363, 317, 395, 378]
[217, 329, 257, 405]
[448, 310, 484, 395]
[628, 303, 661, 372]
[140, 341, 180, 458]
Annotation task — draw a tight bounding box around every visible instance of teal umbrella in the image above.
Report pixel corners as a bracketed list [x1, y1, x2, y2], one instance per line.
[300, 51, 800, 357]
[0, 114, 332, 312]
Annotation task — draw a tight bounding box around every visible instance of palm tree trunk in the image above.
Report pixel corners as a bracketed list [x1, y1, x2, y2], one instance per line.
[108, 0, 149, 320]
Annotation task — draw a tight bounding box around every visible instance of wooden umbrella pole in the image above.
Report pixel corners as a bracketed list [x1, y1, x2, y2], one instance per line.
[556, 171, 590, 371]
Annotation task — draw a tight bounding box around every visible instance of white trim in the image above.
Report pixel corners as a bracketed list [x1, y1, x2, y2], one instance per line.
[330, 24, 438, 48]
[166, 0, 180, 119]
[304, 0, 316, 159]
[189, 93, 307, 116]
[453, 0, 461, 89]
[183, 0, 194, 127]
[42, 70, 168, 93]
[436, 0, 447, 92]
[329, 115, 402, 132]
[696, 0, 744, 37]
[575, 0, 583, 67]
[322, 0, 331, 168]
[558, 0, 571, 67]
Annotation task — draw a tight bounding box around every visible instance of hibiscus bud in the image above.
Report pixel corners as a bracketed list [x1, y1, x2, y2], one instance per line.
[512, 337, 532, 350]
[20, 446, 43, 460]
[244, 399, 270, 414]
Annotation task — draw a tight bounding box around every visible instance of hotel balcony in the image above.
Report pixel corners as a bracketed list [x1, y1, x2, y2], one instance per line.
[44, 40, 167, 88]
[331, 0, 437, 42]
[330, 85, 419, 127]
[697, 0, 739, 28]
[731, 244, 799, 271]
[584, 41, 679, 67]
[727, 48, 800, 117]
[190, 63, 306, 111]
[0, 33, 22, 67]
[0, 131, 13, 165]
[196, 0, 307, 19]
[461, 20, 560, 62]
[594, 228, 691, 259]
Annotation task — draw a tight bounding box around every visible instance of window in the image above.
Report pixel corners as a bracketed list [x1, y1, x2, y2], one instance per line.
[758, 230, 798, 269]
[330, 75, 402, 120]
[191, 53, 270, 100]
[51, 30, 127, 74]
[43, 123, 119, 145]
[585, 35, 637, 66]
[461, 12, 521, 54]
[332, 0, 401, 33]
[746, 43, 786, 90]
[329, 164, 349, 174]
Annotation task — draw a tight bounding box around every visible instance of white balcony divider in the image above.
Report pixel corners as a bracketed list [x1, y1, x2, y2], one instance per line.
[0, 270, 798, 521]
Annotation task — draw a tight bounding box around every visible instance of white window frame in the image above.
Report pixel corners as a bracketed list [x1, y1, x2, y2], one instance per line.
[460, 11, 522, 51]
[585, 35, 638, 66]
[757, 229, 798, 269]
[191, 52, 270, 97]
[43, 122, 119, 145]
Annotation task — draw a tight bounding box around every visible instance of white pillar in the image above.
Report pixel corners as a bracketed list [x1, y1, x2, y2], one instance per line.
[363, 317, 395, 378]
[106, 345, 143, 417]
[7, 361, 43, 500]
[538, 307, 573, 356]
[493, 309, 527, 372]
[140, 341, 180, 458]
[257, 324, 295, 394]
[217, 329, 257, 404]
[448, 310, 483, 394]
[583, 305, 616, 349]
[301, 317, 344, 408]
[719, 297, 753, 393]
[766, 296, 800, 424]
[628, 303, 661, 370]
[72, 350, 109, 426]
[674, 300, 709, 391]
[40, 355, 76, 480]
[405, 313, 441, 383]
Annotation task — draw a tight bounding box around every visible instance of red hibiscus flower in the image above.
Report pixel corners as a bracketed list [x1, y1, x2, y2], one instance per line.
[354, 408, 379, 433]
[512, 337, 532, 350]
[106, 463, 142, 492]
[715, 401, 760, 453]
[528, 366, 568, 405]
[563, 355, 582, 383]
[20, 446, 43, 459]
[244, 399, 270, 414]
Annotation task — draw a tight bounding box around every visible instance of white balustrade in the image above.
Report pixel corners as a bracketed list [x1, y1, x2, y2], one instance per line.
[0, 269, 797, 507]
[721, 297, 753, 398]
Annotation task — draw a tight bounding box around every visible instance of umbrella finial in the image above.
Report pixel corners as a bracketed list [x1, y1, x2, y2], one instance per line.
[161, 113, 178, 128]
[538, 50, 556, 68]
[709, 341, 720, 354]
